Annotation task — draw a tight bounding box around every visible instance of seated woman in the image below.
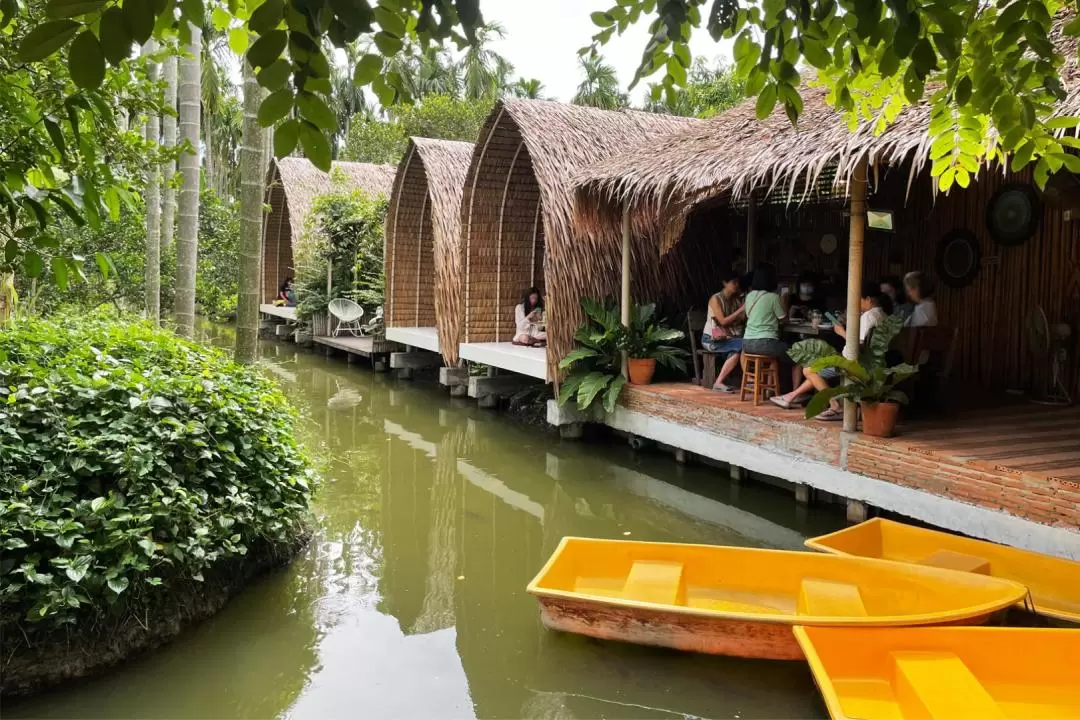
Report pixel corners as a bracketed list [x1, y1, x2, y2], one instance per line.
[278, 276, 296, 307]
[513, 287, 546, 347]
[903, 271, 938, 327]
[702, 270, 745, 392]
[770, 282, 893, 420]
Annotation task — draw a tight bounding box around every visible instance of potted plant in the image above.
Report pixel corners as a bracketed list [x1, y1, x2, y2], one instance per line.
[787, 314, 918, 437]
[618, 302, 687, 385]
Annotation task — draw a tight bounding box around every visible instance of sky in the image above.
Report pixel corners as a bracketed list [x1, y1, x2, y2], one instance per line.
[479, 0, 734, 103]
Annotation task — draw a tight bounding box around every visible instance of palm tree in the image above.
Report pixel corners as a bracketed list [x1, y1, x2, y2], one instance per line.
[644, 58, 743, 118]
[510, 77, 547, 99]
[389, 45, 461, 100]
[235, 61, 267, 364]
[572, 54, 627, 110]
[330, 43, 372, 158]
[161, 53, 178, 249]
[142, 40, 161, 325]
[175, 22, 201, 338]
[200, 21, 236, 195]
[458, 22, 514, 101]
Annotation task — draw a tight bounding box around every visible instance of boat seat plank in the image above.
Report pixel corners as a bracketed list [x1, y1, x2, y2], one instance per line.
[919, 549, 991, 575]
[622, 560, 685, 606]
[893, 651, 1005, 720]
[797, 579, 867, 617]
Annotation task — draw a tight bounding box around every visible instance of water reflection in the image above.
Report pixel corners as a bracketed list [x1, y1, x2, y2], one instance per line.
[10, 327, 839, 719]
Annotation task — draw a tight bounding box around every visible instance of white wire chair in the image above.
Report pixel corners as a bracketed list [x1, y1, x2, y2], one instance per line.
[328, 298, 365, 337]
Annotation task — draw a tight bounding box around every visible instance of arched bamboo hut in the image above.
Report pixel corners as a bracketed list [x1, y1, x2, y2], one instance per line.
[262, 157, 396, 303]
[458, 99, 699, 379]
[384, 137, 475, 365]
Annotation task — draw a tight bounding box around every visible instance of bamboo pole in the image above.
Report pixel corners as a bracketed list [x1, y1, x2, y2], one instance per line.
[621, 207, 631, 379]
[746, 192, 757, 271]
[843, 156, 869, 432]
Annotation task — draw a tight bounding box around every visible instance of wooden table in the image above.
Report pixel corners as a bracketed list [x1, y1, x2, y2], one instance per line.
[782, 322, 833, 338]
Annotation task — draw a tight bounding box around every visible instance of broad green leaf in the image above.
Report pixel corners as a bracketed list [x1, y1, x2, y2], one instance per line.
[181, 0, 203, 25]
[576, 371, 613, 411]
[46, 0, 105, 19]
[17, 19, 79, 61]
[372, 6, 405, 36]
[559, 346, 600, 368]
[249, 0, 284, 35]
[94, 251, 111, 279]
[247, 28, 287, 68]
[804, 385, 846, 419]
[122, 0, 153, 44]
[755, 83, 777, 119]
[257, 58, 291, 90]
[273, 118, 299, 157]
[257, 88, 293, 126]
[65, 556, 92, 583]
[24, 251, 44, 278]
[51, 256, 70, 290]
[99, 6, 131, 65]
[602, 373, 626, 413]
[211, 5, 231, 30]
[43, 117, 66, 157]
[107, 576, 129, 594]
[353, 53, 381, 85]
[296, 91, 336, 131]
[68, 30, 106, 89]
[298, 120, 331, 170]
[228, 27, 249, 55]
[373, 30, 401, 55]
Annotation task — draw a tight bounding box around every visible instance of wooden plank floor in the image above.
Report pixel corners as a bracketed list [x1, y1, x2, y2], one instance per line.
[631, 383, 1079, 485]
[313, 335, 397, 356]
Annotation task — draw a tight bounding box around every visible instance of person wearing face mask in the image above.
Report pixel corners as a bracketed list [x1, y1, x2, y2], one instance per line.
[789, 273, 826, 319]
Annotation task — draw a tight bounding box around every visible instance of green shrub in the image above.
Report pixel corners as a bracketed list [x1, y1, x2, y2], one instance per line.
[0, 314, 313, 638]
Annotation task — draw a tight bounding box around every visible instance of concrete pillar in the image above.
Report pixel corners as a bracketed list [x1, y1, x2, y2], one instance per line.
[397, 368, 414, 380]
[449, 384, 468, 397]
[478, 393, 498, 409]
[795, 484, 812, 505]
[847, 499, 869, 524]
[729, 465, 745, 483]
[559, 422, 584, 440]
[674, 448, 688, 464]
[373, 358, 388, 372]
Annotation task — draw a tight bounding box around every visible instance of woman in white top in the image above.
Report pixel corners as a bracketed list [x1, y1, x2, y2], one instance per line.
[770, 282, 892, 420]
[513, 287, 546, 347]
[903, 271, 938, 327]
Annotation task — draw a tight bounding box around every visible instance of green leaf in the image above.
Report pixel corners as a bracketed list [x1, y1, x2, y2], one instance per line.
[257, 58, 291, 90]
[181, 0, 203, 25]
[46, 0, 105, 19]
[43, 117, 66, 157]
[122, 0, 153, 44]
[247, 28, 287, 69]
[576, 371, 614, 411]
[68, 30, 106, 89]
[99, 7, 131, 65]
[107, 576, 129, 594]
[51, 256, 70, 290]
[755, 83, 777, 119]
[17, 19, 79, 61]
[249, 0, 284, 35]
[94, 251, 111, 279]
[559, 346, 600, 368]
[296, 91, 336, 131]
[602, 373, 626, 413]
[65, 556, 92, 583]
[804, 385, 846, 419]
[372, 6, 405, 36]
[557, 372, 585, 407]
[298, 120, 331, 170]
[373, 30, 401, 55]
[211, 5, 231, 30]
[24, 251, 44, 278]
[353, 53, 381, 85]
[273, 118, 299, 156]
[257, 88, 293, 127]
[810, 354, 869, 383]
[228, 27, 249, 55]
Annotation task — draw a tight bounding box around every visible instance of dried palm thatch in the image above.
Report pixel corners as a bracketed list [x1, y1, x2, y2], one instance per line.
[262, 157, 396, 302]
[574, 10, 1079, 255]
[458, 98, 699, 378]
[384, 137, 474, 366]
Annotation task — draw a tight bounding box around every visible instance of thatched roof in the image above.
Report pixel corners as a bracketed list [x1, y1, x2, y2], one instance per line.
[574, 10, 1079, 251]
[272, 156, 396, 231]
[384, 137, 474, 365]
[459, 98, 700, 376]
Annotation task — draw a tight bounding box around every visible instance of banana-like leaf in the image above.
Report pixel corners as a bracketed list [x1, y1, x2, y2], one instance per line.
[559, 346, 600, 369]
[804, 385, 848, 419]
[788, 338, 836, 366]
[602, 373, 626, 412]
[576, 371, 615, 411]
[810, 354, 869, 383]
[557, 372, 585, 406]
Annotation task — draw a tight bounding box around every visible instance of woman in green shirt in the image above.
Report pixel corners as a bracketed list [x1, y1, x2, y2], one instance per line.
[741, 265, 791, 359]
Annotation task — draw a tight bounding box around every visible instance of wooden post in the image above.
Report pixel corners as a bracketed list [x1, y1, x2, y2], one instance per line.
[843, 156, 869, 432]
[620, 206, 632, 379]
[746, 192, 757, 270]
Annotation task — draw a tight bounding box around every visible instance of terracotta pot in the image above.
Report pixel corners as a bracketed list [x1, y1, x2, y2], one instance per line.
[860, 401, 900, 438]
[628, 358, 657, 385]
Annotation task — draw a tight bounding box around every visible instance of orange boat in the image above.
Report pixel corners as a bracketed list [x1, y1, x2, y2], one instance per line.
[526, 537, 1027, 660]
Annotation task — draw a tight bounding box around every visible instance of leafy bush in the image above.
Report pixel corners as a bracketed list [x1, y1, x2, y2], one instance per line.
[788, 314, 919, 418]
[0, 314, 313, 638]
[195, 188, 241, 320]
[618, 301, 687, 368]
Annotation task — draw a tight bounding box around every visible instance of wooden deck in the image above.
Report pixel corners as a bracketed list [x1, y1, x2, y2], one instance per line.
[313, 334, 397, 357]
[259, 304, 297, 321]
[614, 383, 1080, 544]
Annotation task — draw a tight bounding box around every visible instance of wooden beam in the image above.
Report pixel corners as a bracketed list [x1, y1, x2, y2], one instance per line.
[496, 140, 525, 342]
[843, 155, 869, 432]
[388, 144, 416, 326]
[620, 206, 632, 379]
[464, 108, 505, 344]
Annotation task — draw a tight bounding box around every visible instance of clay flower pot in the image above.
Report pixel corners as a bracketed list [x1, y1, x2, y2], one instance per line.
[627, 358, 657, 385]
[860, 401, 900, 438]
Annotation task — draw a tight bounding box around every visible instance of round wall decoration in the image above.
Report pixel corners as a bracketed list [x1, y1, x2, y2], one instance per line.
[986, 183, 1040, 246]
[820, 233, 838, 255]
[935, 229, 981, 289]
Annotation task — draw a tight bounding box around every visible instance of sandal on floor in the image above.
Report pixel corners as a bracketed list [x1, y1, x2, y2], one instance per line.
[770, 396, 796, 409]
[815, 407, 843, 421]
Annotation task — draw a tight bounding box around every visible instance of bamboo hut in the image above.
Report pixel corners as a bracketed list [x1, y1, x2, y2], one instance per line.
[262, 157, 396, 303]
[384, 137, 475, 365]
[457, 99, 700, 380]
[574, 11, 1080, 401]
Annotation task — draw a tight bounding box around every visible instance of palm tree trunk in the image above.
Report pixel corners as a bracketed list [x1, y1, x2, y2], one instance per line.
[161, 54, 178, 250]
[175, 23, 201, 338]
[142, 40, 161, 325]
[235, 62, 267, 363]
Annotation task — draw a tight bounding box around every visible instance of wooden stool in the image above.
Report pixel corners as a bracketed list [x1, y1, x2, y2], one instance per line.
[740, 353, 780, 405]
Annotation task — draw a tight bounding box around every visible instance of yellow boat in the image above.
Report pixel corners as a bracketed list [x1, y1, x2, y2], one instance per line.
[794, 626, 1080, 719]
[805, 518, 1080, 623]
[526, 537, 1026, 660]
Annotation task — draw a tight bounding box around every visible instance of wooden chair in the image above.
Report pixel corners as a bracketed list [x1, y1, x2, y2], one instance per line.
[686, 309, 723, 386]
[740, 353, 780, 405]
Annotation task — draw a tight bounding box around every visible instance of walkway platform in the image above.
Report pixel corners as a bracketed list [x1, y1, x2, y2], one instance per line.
[313, 334, 397, 357]
[458, 342, 547, 381]
[599, 383, 1080, 559]
[386, 326, 440, 354]
[259, 304, 297, 321]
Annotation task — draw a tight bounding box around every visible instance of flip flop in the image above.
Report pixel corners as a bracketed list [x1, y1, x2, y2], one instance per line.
[815, 407, 843, 421]
[770, 396, 795, 409]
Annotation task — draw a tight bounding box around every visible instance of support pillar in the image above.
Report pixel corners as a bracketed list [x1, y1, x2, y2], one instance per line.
[559, 423, 584, 440]
[843, 155, 869, 432]
[795, 484, 812, 505]
[847, 499, 869, 524]
[674, 448, 688, 464]
[620, 206, 632, 379]
[729, 465, 745, 483]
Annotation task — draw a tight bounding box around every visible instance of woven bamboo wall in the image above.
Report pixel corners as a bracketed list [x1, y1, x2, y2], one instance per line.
[262, 180, 293, 303]
[386, 148, 437, 328]
[670, 166, 1080, 397]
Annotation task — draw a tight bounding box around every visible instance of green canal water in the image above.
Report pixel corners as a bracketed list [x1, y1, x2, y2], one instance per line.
[11, 327, 845, 719]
